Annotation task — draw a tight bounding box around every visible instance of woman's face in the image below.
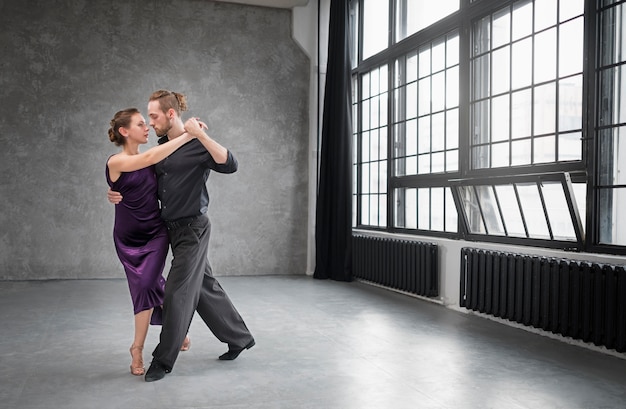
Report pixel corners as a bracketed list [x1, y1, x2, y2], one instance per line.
[125, 113, 150, 145]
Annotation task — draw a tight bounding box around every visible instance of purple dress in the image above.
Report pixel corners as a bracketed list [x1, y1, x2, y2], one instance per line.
[106, 162, 167, 325]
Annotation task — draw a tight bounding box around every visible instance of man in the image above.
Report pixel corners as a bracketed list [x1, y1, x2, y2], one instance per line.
[109, 90, 255, 382]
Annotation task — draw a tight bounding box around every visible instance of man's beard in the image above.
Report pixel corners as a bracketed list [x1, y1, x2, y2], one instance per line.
[154, 122, 172, 138]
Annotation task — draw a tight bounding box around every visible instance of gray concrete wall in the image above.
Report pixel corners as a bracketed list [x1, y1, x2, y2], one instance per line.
[0, 0, 310, 280]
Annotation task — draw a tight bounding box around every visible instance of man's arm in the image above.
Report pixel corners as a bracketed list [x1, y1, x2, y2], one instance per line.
[184, 117, 228, 164]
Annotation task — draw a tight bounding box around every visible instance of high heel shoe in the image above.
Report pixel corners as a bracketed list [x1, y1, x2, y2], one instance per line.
[129, 345, 145, 376]
[180, 335, 191, 352]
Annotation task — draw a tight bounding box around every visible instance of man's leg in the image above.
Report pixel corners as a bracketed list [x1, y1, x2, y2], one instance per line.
[150, 218, 208, 371]
[194, 217, 254, 355]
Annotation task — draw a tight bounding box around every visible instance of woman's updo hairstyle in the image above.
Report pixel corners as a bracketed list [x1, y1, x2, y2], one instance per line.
[149, 90, 188, 116]
[108, 108, 140, 146]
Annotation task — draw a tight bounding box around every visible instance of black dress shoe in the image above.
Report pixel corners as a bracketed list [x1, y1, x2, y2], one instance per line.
[145, 360, 170, 382]
[219, 338, 255, 361]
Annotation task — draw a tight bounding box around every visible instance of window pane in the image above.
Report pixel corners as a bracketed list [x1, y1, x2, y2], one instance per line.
[558, 132, 582, 161]
[536, 0, 557, 32]
[599, 4, 626, 66]
[599, 65, 626, 126]
[517, 183, 550, 238]
[542, 183, 576, 240]
[445, 187, 458, 232]
[395, 0, 460, 42]
[476, 185, 505, 235]
[559, 75, 582, 132]
[473, 100, 490, 145]
[511, 138, 531, 166]
[492, 142, 510, 167]
[460, 186, 485, 233]
[446, 108, 459, 149]
[474, 15, 491, 56]
[363, 0, 389, 59]
[432, 71, 445, 112]
[599, 188, 626, 245]
[492, 94, 510, 142]
[432, 112, 445, 151]
[492, 46, 510, 95]
[534, 82, 556, 136]
[511, 38, 533, 89]
[495, 185, 526, 236]
[418, 77, 431, 115]
[559, 17, 584, 77]
[418, 188, 431, 229]
[534, 28, 557, 83]
[598, 127, 626, 186]
[431, 187, 444, 231]
[512, 0, 532, 41]
[511, 89, 531, 139]
[534, 135, 555, 163]
[473, 54, 490, 99]
[560, 0, 584, 22]
[447, 66, 460, 108]
[492, 7, 511, 49]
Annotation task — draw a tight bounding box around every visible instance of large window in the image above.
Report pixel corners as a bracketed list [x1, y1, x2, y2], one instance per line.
[351, 0, 626, 254]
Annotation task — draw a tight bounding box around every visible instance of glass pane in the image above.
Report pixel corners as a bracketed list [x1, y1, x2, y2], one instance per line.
[533, 135, 555, 163]
[380, 92, 389, 127]
[363, 0, 389, 60]
[599, 5, 626, 66]
[446, 149, 459, 171]
[511, 38, 532, 89]
[432, 39, 446, 73]
[459, 186, 485, 234]
[396, 0, 460, 42]
[447, 66, 460, 108]
[432, 71, 445, 112]
[512, 0, 533, 41]
[362, 131, 370, 162]
[362, 72, 371, 99]
[406, 82, 417, 119]
[418, 188, 431, 229]
[599, 65, 626, 126]
[362, 99, 371, 130]
[535, 0, 557, 32]
[447, 33, 460, 67]
[558, 132, 582, 161]
[370, 129, 380, 161]
[446, 108, 459, 149]
[361, 195, 370, 225]
[370, 192, 380, 225]
[371, 68, 380, 95]
[511, 138, 531, 166]
[476, 185, 505, 235]
[492, 7, 511, 49]
[511, 89, 532, 139]
[380, 64, 389, 93]
[418, 77, 431, 115]
[472, 145, 490, 170]
[473, 100, 490, 145]
[494, 185, 525, 236]
[598, 127, 626, 186]
[559, 75, 582, 132]
[474, 15, 491, 56]
[517, 183, 550, 239]
[599, 187, 626, 245]
[407, 155, 417, 174]
[418, 117, 430, 153]
[370, 162, 379, 193]
[419, 45, 431, 78]
[407, 52, 418, 84]
[418, 153, 431, 174]
[379, 194, 387, 227]
[473, 54, 490, 99]
[432, 112, 445, 151]
[559, 17, 584, 77]
[534, 28, 557, 83]
[445, 187, 458, 232]
[492, 46, 510, 95]
[492, 142, 510, 168]
[406, 119, 417, 155]
[380, 127, 388, 160]
[361, 162, 370, 193]
[371, 95, 380, 129]
[492, 94, 510, 142]
[542, 182, 576, 240]
[432, 151, 445, 173]
[534, 82, 556, 136]
[432, 187, 444, 231]
[560, 0, 584, 22]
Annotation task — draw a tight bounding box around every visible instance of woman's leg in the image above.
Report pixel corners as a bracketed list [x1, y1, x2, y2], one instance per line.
[130, 309, 153, 375]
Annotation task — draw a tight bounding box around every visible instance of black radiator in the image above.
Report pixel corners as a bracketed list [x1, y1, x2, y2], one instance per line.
[460, 247, 626, 353]
[352, 235, 438, 297]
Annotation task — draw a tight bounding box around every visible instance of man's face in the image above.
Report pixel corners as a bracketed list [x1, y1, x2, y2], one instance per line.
[148, 100, 171, 137]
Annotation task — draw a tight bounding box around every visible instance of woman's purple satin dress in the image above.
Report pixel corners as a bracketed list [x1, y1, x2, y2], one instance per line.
[106, 163, 167, 325]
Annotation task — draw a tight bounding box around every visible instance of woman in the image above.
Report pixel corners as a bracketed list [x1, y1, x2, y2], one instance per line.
[106, 108, 192, 376]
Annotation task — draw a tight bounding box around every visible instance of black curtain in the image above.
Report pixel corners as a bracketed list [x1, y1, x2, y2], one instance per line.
[314, 0, 353, 282]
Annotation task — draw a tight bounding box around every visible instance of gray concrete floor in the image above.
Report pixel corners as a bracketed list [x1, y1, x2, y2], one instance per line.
[1, 275, 625, 409]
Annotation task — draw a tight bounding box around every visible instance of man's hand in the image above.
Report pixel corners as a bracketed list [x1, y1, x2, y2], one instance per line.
[184, 117, 208, 138]
[107, 188, 122, 204]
